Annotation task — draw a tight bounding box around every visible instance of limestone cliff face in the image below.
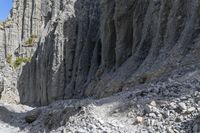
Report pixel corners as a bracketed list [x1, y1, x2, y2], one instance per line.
[0, 0, 43, 103]
[0, 0, 69, 103]
[1, 0, 200, 105]
[18, 0, 101, 105]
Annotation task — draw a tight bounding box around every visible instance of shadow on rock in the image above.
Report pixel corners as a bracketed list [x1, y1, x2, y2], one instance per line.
[0, 103, 83, 133]
[181, 114, 200, 133]
[0, 105, 28, 129]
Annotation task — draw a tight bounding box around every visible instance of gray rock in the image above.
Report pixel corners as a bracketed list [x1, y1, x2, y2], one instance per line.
[178, 102, 187, 111]
[150, 101, 157, 107]
[193, 124, 199, 133]
[0, 0, 200, 110]
[187, 107, 196, 113]
[17, 0, 200, 106]
[170, 102, 177, 109]
[149, 113, 157, 119]
[167, 127, 175, 133]
[136, 116, 144, 124]
[25, 109, 41, 124]
[1, 1, 200, 133]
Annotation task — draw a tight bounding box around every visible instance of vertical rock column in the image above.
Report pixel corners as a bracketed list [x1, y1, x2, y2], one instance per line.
[0, 29, 5, 96]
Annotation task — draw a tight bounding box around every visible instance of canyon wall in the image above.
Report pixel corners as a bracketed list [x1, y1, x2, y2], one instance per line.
[1, 0, 200, 105]
[0, 0, 68, 103]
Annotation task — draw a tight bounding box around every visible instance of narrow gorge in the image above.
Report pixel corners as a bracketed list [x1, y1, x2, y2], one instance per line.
[0, 0, 200, 132]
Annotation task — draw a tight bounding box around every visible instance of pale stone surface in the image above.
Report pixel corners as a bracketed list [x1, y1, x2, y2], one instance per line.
[15, 0, 200, 106]
[0, 0, 200, 107]
[0, 71, 200, 132]
[1, 0, 200, 132]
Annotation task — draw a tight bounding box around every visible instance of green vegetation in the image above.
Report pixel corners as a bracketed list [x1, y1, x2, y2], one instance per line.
[0, 19, 13, 29]
[7, 18, 13, 22]
[6, 54, 12, 64]
[0, 22, 5, 29]
[25, 34, 38, 47]
[30, 34, 38, 38]
[13, 57, 32, 68]
[5, 53, 32, 69]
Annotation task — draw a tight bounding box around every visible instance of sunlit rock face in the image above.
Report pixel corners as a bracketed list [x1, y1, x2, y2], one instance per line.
[0, 0, 43, 103]
[1, 0, 200, 105]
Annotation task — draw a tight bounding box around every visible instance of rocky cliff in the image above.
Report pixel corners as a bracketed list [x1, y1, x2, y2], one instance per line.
[1, 0, 200, 106]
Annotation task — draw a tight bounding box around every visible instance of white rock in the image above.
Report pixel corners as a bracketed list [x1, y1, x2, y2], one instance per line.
[187, 107, 196, 113]
[170, 102, 177, 109]
[150, 101, 157, 107]
[149, 113, 157, 118]
[178, 102, 187, 110]
[136, 116, 144, 124]
[167, 127, 175, 133]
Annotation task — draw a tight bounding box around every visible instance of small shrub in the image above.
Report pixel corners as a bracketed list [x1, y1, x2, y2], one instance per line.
[7, 18, 13, 22]
[6, 54, 12, 64]
[25, 38, 34, 45]
[0, 19, 13, 29]
[25, 35, 38, 46]
[30, 34, 37, 38]
[13, 57, 31, 68]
